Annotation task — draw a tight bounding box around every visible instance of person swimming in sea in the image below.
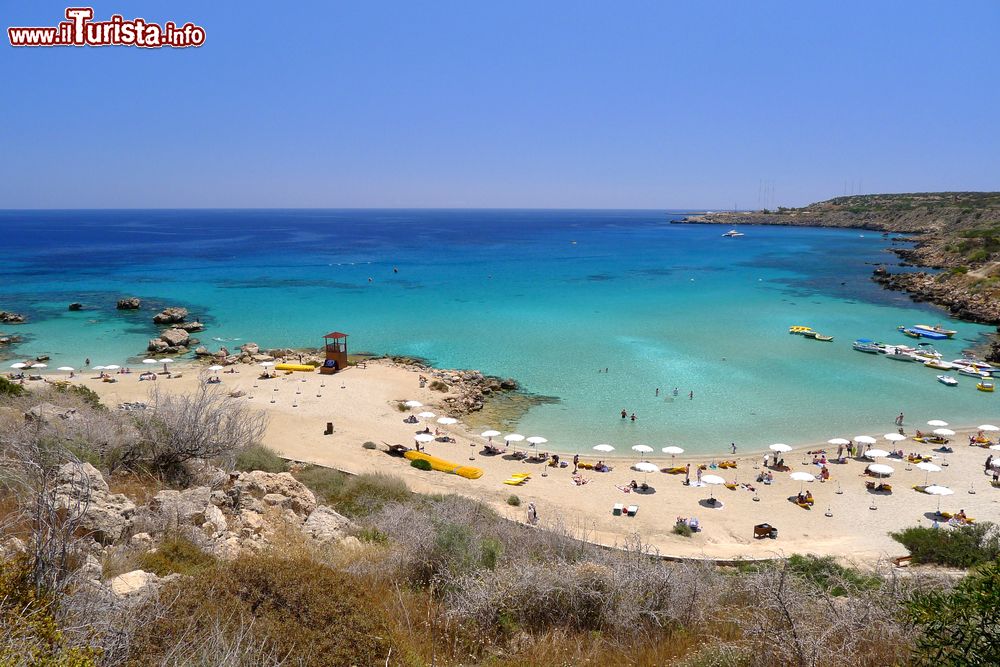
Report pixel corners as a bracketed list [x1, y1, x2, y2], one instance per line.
[621, 409, 627, 419]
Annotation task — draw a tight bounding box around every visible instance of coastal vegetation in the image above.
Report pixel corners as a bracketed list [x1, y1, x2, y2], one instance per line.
[0, 383, 996, 666]
[891, 522, 1000, 568]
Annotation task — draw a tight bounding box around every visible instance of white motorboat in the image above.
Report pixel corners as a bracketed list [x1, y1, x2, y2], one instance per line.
[722, 229, 745, 238]
[937, 375, 958, 387]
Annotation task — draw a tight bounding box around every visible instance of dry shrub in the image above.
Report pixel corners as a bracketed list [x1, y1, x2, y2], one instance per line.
[726, 560, 919, 666]
[129, 554, 407, 667]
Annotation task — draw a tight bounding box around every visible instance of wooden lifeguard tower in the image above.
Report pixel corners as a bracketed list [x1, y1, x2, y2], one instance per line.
[320, 331, 348, 374]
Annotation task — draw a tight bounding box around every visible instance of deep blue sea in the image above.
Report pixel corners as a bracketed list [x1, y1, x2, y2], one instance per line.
[1, 209, 995, 454]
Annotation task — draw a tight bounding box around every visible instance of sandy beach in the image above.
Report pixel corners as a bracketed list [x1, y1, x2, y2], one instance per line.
[67, 359, 1000, 564]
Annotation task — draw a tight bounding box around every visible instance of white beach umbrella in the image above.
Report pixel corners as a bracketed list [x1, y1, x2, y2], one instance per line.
[437, 417, 458, 425]
[404, 400, 423, 408]
[103, 365, 119, 370]
[855, 435, 877, 445]
[480, 429, 501, 440]
[828, 438, 850, 446]
[866, 449, 891, 459]
[631, 444, 654, 454]
[504, 434, 525, 442]
[662, 446, 684, 455]
[789, 470, 816, 493]
[92, 366, 106, 371]
[29, 363, 48, 369]
[159, 358, 174, 363]
[884, 433, 906, 442]
[142, 359, 158, 365]
[933, 428, 955, 437]
[208, 365, 224, 372]
[927, 420, 949, 427]
[916, 461, 941, 485]
[417, 411, 436, 419]
[990, 444, 1000, 451]
[868, 463, 894, 477]
[924, 484, 955, 513]
[9, 362, 27, 369]
[414, 433, 435, 443]
[526, 436, 548, 445]
[701, 473, 725, 500]
[593, 444, 615, 453]
[633, 461, 659, 473]
[57, 366, 74, 372]
[978, 424, 999, 432]
[770, 443, 792, 453]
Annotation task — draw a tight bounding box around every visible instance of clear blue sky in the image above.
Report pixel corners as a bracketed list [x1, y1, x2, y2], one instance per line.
[2, 1, 998, 209]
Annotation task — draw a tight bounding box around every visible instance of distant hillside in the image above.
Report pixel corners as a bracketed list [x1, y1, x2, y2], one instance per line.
[682, 192, 1000, 325]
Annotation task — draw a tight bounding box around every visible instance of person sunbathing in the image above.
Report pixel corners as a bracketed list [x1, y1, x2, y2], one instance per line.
[571, 474, 589, 486]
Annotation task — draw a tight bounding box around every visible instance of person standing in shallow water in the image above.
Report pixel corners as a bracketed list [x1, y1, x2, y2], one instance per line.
[895, 412, 904, 426]
[630, 413, 637, 422]
[621, 409, 627, 419]
[573, 453, 579, 473]
[731, 442, 737, 455]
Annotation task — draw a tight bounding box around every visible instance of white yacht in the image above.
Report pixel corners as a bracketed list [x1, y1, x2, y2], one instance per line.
[722, 229, 745, 238]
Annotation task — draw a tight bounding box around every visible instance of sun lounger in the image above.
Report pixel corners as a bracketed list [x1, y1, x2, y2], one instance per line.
[503, 477, 528, 486]
[626, 505, 638, 516]
[613, 503, 624, 516]
[724, 482, 738, 490]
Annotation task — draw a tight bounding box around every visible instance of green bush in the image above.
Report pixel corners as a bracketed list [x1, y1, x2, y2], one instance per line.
[234, 444, 288, 473]
[673, 522, 693, 537]
[785, 554, 881, 596]
[294, 467, 409, 518]
[0, 376, 25, 397]
[362, 440, 377, 450]
[968, 248, 990, 262]
[907, 557, 1000, 664]
[129, 554, 403, 667]
[410, 458, 433, 471]
[52, 383, 104, 410]
[891, 522, 1000, 568]
[396, 402, 409, 412]
[137, 534, 216, 576]
[429, 380, 449, 392]
[506, 494, 521, 507]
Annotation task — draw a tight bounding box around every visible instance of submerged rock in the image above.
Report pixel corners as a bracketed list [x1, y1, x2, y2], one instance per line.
[0, 311, 25, 323]
[116, 297, 141, 310]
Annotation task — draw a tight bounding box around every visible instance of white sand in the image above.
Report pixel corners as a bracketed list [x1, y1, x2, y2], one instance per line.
[74, 360, 1000, 564]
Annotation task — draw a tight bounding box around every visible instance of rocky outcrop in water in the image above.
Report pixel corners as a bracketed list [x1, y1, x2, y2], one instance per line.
[147, 327, 190, 354]
[68, 302, 83, 311]
[153, 306, 188, 324]
[0, 311, 25, 323]
[116, 297, 141, 310]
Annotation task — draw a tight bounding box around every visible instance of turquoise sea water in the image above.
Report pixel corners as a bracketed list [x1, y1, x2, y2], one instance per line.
[1, 209, 995, 454]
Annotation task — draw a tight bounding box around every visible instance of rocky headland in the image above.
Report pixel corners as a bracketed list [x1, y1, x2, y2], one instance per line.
[681, 192, 1000, 328]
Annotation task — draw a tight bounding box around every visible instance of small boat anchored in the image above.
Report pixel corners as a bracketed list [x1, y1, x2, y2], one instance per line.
[912, 324, 957, 339]
[937, 375, 959, 387]
[722, 229, 745, 238]
[978, 380, 995, 392]
[853, 339, 881, 354]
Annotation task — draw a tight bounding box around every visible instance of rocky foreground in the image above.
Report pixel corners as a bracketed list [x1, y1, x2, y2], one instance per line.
[0, 456, 358, 600]
[683, 192, 1000, 325]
